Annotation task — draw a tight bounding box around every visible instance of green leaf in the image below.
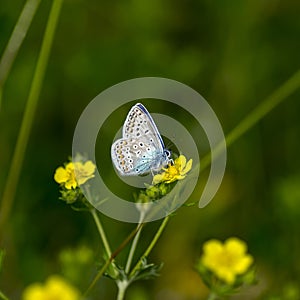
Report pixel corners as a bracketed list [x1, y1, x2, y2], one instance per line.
[130, 258, 163, 282]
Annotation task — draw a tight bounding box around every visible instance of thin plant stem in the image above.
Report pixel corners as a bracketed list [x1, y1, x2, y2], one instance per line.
[0, 0, 63, 242]
[125, 211, 145, 274]
[0, 0, 41, 107]
[82, 258, 111, 298]
[129, 215, 170, 278]
[201, 68, 300, 170]
[90, 208, 112, 257]
[83, 222, 144, 297]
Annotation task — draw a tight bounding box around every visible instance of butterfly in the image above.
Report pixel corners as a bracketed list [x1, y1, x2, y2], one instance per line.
[111, 103, 171, 176]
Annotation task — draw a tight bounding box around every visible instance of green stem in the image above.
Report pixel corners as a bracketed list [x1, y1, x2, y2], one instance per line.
[0, 0, 63, 242]
[129, 215, 170, 278]
[82, 258, 111, 298]
[83, 223, 144, 297]
[90, 208, 119, 280]
[0, 0, 41, 106]
[116, 281, 128, 300]
[125, 212, 145, 274]
[90, 208, 112, 257]
[0, 291, 9, 300]
[201, 68, 300, 170]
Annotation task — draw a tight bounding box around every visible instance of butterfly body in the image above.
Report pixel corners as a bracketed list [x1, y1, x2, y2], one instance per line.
[111, 103, 171, 176]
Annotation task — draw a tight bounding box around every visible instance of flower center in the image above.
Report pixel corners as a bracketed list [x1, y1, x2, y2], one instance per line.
[67, 169, 77, 182]
[215, 251, 236, 268]
[168, 166, 179, 176]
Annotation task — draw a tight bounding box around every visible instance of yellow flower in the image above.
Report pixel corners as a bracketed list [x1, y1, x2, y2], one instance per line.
[152, 155, 192, 185]
[54, 161, 96, 189]
[201, 237, 253, 284]
[22, 275, 81, 300]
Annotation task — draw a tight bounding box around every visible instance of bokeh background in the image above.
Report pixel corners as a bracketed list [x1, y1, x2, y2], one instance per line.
[1, 0, 300, 299]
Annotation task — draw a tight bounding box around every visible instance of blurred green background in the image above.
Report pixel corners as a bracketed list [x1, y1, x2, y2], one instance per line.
[1, 0, 300, 299]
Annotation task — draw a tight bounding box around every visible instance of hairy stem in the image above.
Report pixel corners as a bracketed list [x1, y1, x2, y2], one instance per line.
[125, 212, 145, 274]
[129, 215, 170, 278]
[83, 222, 144, 297]
[90, 208, 112, 257]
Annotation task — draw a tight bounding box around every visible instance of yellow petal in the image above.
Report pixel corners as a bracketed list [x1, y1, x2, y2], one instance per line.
[216, 268, 235, 284]
[225, 237, 247, 256]
[54, 167, 68, 184]
[152, 173, 165, 185]
[175, 155, 187, 171]
[46, 276, 80, 300]
[202, 240, 224, 270]
[233, 254, 253, 274]
[203, 239, 223, 255]
[65, 179, 77, 189]
[22, 283, 44, 300]
[176, 175, 186, 180]
[83, 161, 96, 175]
[77, 175, 94, 185]
[181, 159, 193, 175]
[65, 162, 75, 171]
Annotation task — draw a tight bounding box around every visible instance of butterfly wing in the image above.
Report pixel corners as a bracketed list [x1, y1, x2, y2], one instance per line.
[111, 103, 167, 175]
[123, 103, 165, 152]
[111, 136, 162, 175]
